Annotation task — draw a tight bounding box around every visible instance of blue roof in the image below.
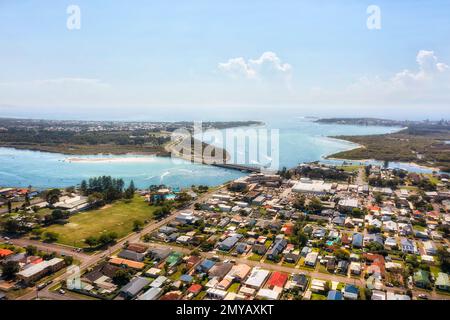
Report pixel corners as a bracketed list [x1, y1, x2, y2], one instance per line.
[198, 259, 215, 271]
[327, 290, 343, 300]
[352, 233, 363, 246]
[179, 274, 193, 283]
[344, 284, 359, 294]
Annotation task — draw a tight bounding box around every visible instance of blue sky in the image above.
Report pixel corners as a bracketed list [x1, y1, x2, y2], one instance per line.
[0, 0, 449, 120]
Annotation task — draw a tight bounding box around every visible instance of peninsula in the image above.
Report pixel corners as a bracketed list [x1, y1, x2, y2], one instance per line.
[319, 118, 450, 172]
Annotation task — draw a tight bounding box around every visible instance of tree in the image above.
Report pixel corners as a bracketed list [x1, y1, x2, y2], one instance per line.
[45, 189, 61, 205]
[124, 180, 136, 199]
[2, 261, 20, 279]
[85, 236, 98, 247]
[2, 219, 20, 233]
[80, 180, 88, 195]
[113, 269, 131, 286]
[51, 209, 68, 221]
[63, 255, 74, 266]
[98, 232, 118, 246]
[176, 192, 192, 203]
[25, 245, 37, 256]
[293, 195, 306, 210]
[133, 220, 144, 231]
[295, 231, 308, 247]
[24, 192, 30, 206]
[43, 231, 59, 242]
[437, 247, 450, 273]
[351, 208, 364, 218]
[374, 192, 384, 204]
[334, 249, 350, 261]
[307, 197, 323, 212]
[87, 192, 104, 207]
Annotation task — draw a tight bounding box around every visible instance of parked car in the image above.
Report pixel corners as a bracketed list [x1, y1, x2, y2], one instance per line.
[37, 283, 47, 291]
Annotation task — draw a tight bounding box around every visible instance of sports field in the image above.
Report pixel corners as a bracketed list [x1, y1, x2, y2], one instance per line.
[43, 197, 157, 247]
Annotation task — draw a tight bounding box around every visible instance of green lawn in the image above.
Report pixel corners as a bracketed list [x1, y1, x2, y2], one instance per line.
[311, 293, 327, 300]
[43, 197, 158, 247]
[248, 254, 263, 261]
[193, 291, 207, 300]
[336, 165, 363, 173]
[228, 283, 240, 293]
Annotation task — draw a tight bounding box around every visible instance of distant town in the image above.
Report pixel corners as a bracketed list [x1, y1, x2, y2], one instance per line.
[1, 162, 449, 301]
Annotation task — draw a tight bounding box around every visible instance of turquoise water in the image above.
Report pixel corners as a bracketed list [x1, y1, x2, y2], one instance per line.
[0, 149, 245, 189]
[0, 118, 434, 189]
[202, 117, 403, 169]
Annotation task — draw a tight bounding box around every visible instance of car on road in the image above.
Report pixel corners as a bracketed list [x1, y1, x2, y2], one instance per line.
[37, 283, 47, 291]
[418, 294, 429, 300]
[59, 289, 66, 295]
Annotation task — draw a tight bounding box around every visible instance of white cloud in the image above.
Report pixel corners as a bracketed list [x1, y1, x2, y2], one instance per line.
[391, 50, 449, 85]
[218, 51, 292, 81]
[336, 50, 450, 105]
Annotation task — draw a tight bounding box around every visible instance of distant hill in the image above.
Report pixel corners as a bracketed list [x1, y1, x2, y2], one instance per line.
[316, 117, 449, 128]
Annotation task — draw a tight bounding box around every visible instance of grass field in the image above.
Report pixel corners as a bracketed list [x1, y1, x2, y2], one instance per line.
[336, 164, 363, 173]
[43, 197, 158, 247]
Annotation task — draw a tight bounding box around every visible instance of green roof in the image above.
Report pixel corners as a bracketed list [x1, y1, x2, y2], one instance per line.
[166, 252, 183, 267]
[414, 270, 431, 284]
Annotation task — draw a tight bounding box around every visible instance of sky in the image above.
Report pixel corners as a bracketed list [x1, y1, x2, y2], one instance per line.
[0, 0, 449, 121]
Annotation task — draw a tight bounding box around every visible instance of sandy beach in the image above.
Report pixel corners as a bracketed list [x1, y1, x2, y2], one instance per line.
[64, 156, 157, 164]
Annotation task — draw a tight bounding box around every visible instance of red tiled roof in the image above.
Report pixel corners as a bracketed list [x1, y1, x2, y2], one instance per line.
[0, 249, 13, 258]
[188, 284, 202, 294]
[266, 271, 288, 288]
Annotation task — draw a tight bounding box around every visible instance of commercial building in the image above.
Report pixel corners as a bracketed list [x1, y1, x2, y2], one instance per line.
[17, 258, 64, 284]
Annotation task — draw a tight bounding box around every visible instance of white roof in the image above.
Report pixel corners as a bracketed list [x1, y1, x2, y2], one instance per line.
[138, 287, 163, 300]
[244, 267, 270, 288]
[18, 258, 63, 278]
[292, 180, 332, 193]
[257, 288, 281, 300]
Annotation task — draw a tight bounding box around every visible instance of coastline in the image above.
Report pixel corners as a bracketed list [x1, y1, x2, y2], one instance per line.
[64, 156, 158, 164]
[324, 156, 441, 172]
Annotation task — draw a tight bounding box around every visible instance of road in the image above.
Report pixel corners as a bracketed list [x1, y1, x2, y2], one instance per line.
[356, 167, 366, 185]
[12, 189, 216, 300]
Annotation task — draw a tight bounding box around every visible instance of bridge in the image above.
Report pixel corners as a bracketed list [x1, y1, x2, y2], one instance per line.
[211, 163, 262, 173]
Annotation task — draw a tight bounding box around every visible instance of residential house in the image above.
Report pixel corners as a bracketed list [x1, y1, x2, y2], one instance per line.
[291, 274, 309, 291]
[244, 267, 270, 289]
[118, 249, 145, 262]
[327, 290, 343, 300]
[266, 238, 287, 261]
[414, 270, 431, 289]
[138, 287, 163, 300]
[304, 252, 319, 267]
[343, 284, 359, 300]
[352, 233, 363, 248]
[120, 276, 150, 299]
[435, 273, 450, 292]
